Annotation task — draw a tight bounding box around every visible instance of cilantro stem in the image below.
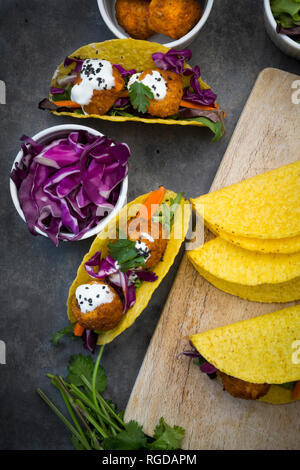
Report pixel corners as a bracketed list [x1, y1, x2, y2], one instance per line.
[55, 376, 102, 449]
[36, 388, 91, 450]
[92, 345, 105, 415]
[96, 392, 125, 428]
[76, 399, 109, 439]
[80, 375, 122, 434]
[57, 383, 90, 448]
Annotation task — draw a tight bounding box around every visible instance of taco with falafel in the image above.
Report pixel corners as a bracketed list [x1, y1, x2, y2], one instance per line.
[39, 39, 224, 141]
[67, 187, 191, 347]
[184, 305, 300, 405]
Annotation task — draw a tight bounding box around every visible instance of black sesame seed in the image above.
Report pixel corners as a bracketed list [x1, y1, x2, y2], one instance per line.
[85, 287, 89, 289]
[102, 286, 105, 289]
[96, 294, 100, 298]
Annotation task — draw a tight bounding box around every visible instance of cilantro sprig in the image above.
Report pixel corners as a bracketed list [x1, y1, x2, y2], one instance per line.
[129, 81, 154, 114]
[108, 238, 146, 272]
[37, 347, 185, 450]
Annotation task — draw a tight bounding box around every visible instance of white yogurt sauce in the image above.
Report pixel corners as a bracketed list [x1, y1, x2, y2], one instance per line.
[141, 232, 154, 243]
[135, 240, 151, 260]
[76, 283, 114, 314]
[71, 59, 115, 106]
[128, 71, 167, 101]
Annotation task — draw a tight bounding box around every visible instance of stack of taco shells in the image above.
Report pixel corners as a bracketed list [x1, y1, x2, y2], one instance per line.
[188, 160, 300, 303]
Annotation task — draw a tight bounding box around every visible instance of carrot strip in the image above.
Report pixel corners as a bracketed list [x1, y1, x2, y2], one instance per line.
[52, 100, 81, 108]
[138, 186, 166, 220]
[292, 381, 300, 400]
[180, 99, 218, 110]
[73, 323, 85, 337]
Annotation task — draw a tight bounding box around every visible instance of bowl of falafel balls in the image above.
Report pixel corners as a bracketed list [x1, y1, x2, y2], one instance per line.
[98, 0, 214, 48]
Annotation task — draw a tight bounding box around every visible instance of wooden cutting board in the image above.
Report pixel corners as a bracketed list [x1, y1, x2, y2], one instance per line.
[124, 68, 300, 450]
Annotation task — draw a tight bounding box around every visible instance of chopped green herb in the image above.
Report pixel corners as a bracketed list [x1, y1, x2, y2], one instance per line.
[108, 239, 146, 272]
[129, 81, 154, 114]
[51, 323, 75, 346]
[148, 417, 185, 450]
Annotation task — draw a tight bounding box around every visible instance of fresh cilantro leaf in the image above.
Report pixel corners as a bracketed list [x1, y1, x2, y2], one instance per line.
[102, 421, 147, 450]
[66, 354, 107, 392]
[183, 117, 224, 142]
[51, 324, 74, 346]
[108, 239, 146, 272]
[129, 81, 154, 114]
[148, 417, 185, 450]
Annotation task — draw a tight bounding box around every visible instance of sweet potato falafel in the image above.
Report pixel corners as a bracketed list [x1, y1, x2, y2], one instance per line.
[72, 281, 123, 331]
[115, 0, 155, 40]
[127, 217, 168, 268]
[128, 69, 183, 117]
[219, 372, 271, 400]
[78, 66, 125, 116]
[148, 0, 202, 40]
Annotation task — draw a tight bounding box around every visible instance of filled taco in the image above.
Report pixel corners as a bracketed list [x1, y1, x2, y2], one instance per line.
[184, 305, 300, 404]
[67, 187, 191, 346]
[39, 39, 224, 141]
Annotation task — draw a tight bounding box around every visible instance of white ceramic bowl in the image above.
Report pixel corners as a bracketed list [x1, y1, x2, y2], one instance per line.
[98, 0, 214, 49]
[10, 124, 128, 242]
[264, 0, 300, 60]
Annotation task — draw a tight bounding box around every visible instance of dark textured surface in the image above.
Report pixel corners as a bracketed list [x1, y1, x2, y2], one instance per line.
[0, 0, 299, 450]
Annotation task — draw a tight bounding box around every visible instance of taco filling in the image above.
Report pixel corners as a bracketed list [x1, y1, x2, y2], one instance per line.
[183, 346, 300, 402]
[71, 187, 183, 335]
[39, 41, 224, 141]
[183, 306, 300, 404]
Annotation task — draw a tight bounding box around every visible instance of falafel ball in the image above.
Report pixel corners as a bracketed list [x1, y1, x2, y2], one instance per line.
[72, 281, 123, 331]
[128, 69, 183, 118]
[115, 0, 155, 40]
[148, 0, 202, 40]
[127, 217, 168, 268]
[219, 372, 271, 400]
[82, 66, 124, 116]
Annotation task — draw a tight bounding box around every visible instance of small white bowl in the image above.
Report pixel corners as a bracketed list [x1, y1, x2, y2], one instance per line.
[10, 124, 128, 242]
[264, 0, 300, 60]
[98, 0, 214, 49]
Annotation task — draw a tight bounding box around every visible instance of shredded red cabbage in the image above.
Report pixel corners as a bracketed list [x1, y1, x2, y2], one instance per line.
[84, 251, 158, 316]
[152, 49, 192, 74]
[152, 49, 217, 107]
[50, 87, 65, 95]
[113, 64, 137, 77]
[11, 131, 130, 245]
[83, 329, 98, 353]
[64, 56, 84, 73]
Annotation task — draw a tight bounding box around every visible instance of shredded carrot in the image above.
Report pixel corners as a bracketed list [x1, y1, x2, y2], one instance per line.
[52, 100, 81, 108]
[138, 186, 166, 220]
[73, 323, 85, 337]
[292, 381, 300, 400]
[180, 99, 218, 111]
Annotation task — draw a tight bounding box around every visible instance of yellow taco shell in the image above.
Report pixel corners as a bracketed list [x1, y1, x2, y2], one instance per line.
[190, 305, 300, 404]
[205, 219, 300, 254]
[187, 237, 300, 303]
[67, 190, 191, 344]
[191, 160, 300, 240]
[50, 39, 220, 128]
